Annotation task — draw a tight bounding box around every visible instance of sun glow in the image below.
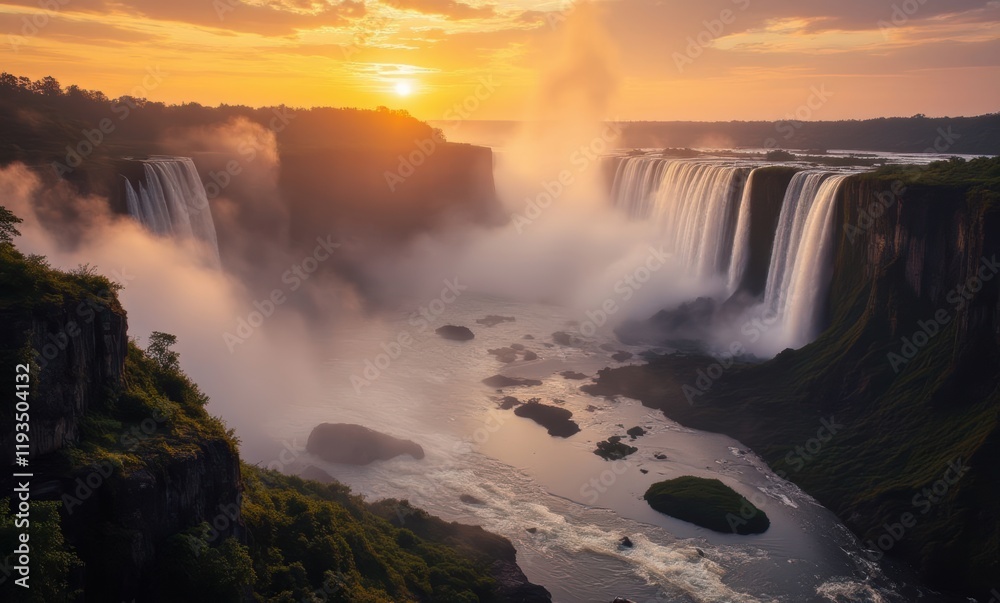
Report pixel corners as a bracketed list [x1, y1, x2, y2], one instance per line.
[394, 81, 413, 96]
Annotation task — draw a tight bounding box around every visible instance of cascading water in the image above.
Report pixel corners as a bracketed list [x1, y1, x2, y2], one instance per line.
[121, 156, 220, 264]
[726, 167, 760, 294]
[761, 171, 849, 349]
[611, 157, 749, 280]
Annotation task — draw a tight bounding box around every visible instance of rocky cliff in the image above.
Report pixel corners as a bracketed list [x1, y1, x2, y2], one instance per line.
[586, 158, 1000, 600]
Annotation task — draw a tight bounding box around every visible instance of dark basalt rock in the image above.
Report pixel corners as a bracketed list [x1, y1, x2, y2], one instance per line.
[626, 426, 646, 439]
[483, 374, 543, 388]
[618, 536, 634, 548]
[436, 325, 475, 340]
[594, 436, 638, 461]
[514, 402, 580, 437]
[306, 423, 424, 465]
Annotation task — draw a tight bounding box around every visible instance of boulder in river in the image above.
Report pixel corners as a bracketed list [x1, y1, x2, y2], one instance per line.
[514, 401, 580, 437]
[436, 325, 475, 340]
[306, 423, 424, 465]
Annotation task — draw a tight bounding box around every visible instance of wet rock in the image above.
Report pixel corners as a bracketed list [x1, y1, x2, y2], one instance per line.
[476, 315, 516, 327]
[526, 527, 538, 534]
[560, 370, 589, 380]
[618, 536, 634, 548]
[611, 351, 634, 362]
[306, 423, 424, 465]
[654, 453, 667, 460]
[460, 494, 485, 505]
[626, 426, 646, 439]
[594, 436, 638, 461]
[514, 401, 581, 437]
[436, 325, 475, 341]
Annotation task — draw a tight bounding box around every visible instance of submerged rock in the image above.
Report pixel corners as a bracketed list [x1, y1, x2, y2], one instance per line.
[618, 536, 634, 548]
[611, 351, 634, 362]
[476, 315, 516, 327]
[560, 370, 589, 380]
[483, 374, 543, 388]
[306, 423, 424, 465]
[460, 494, 485, 505]
[436, 325, 475, 340]
[514, 402, 581, 437]
[498, 396, 522, 410]
[523, 350, 539, 361]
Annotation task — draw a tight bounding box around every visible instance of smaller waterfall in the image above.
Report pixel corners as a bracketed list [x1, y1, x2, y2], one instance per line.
[762, 171, 849, 349]
[121, 156, 220, 264]
[726, 168, 759, 294]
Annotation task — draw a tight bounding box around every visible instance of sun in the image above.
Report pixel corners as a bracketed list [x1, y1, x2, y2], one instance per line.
[394, 81, 413, 96]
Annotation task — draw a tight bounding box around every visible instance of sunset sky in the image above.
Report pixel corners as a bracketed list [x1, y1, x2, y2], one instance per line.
[3, 0, 999, 121]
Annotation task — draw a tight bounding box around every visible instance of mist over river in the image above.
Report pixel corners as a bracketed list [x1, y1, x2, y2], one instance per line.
[260, 293, 955, 603]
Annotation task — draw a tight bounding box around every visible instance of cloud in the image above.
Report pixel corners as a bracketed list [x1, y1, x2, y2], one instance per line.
[382, 0, 495, 20]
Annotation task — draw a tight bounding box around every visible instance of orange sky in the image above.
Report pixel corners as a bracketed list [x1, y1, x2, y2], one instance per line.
[3, 0, 999, 121]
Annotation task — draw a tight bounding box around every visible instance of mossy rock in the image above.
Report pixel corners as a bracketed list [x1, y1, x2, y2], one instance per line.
[643, 476, 769, 534]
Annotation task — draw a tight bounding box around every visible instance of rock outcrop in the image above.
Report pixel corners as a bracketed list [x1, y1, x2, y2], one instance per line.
[306, 423, 425, 465]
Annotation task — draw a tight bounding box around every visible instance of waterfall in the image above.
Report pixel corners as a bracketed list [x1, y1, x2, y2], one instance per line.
[121, 156, 220, 264]
[726, 167, 759, 294]
[611, 157, 749, 280]
[762, 171, 849, 348]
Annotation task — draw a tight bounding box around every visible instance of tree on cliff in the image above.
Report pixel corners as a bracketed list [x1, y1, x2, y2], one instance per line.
[0, 205, 22, 245]
[147, 331, 180, 372]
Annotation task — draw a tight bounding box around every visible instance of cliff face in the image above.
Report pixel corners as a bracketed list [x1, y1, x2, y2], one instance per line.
[0, 299, 126, 458]
[0, 288, 243, 602]
[279, 141, 500, 244]
[739, 166, 798, 296]
[586, 164, 1000, 600]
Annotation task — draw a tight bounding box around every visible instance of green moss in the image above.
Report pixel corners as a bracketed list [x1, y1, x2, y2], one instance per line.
[643, 477, 769, 535]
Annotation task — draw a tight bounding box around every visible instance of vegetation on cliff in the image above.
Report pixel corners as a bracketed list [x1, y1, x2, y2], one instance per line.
[585, 157, 1000, 599]
[0, 212, 541, 602]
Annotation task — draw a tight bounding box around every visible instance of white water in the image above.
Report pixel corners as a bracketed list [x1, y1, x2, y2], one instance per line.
[610, 157, 852, 353]
[611, 158, 749, 282]
[761, 172, 849, 350]
[261, 295, 937, 603]
[122, 156, 220, 264]
[726, 168, 759, 294]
